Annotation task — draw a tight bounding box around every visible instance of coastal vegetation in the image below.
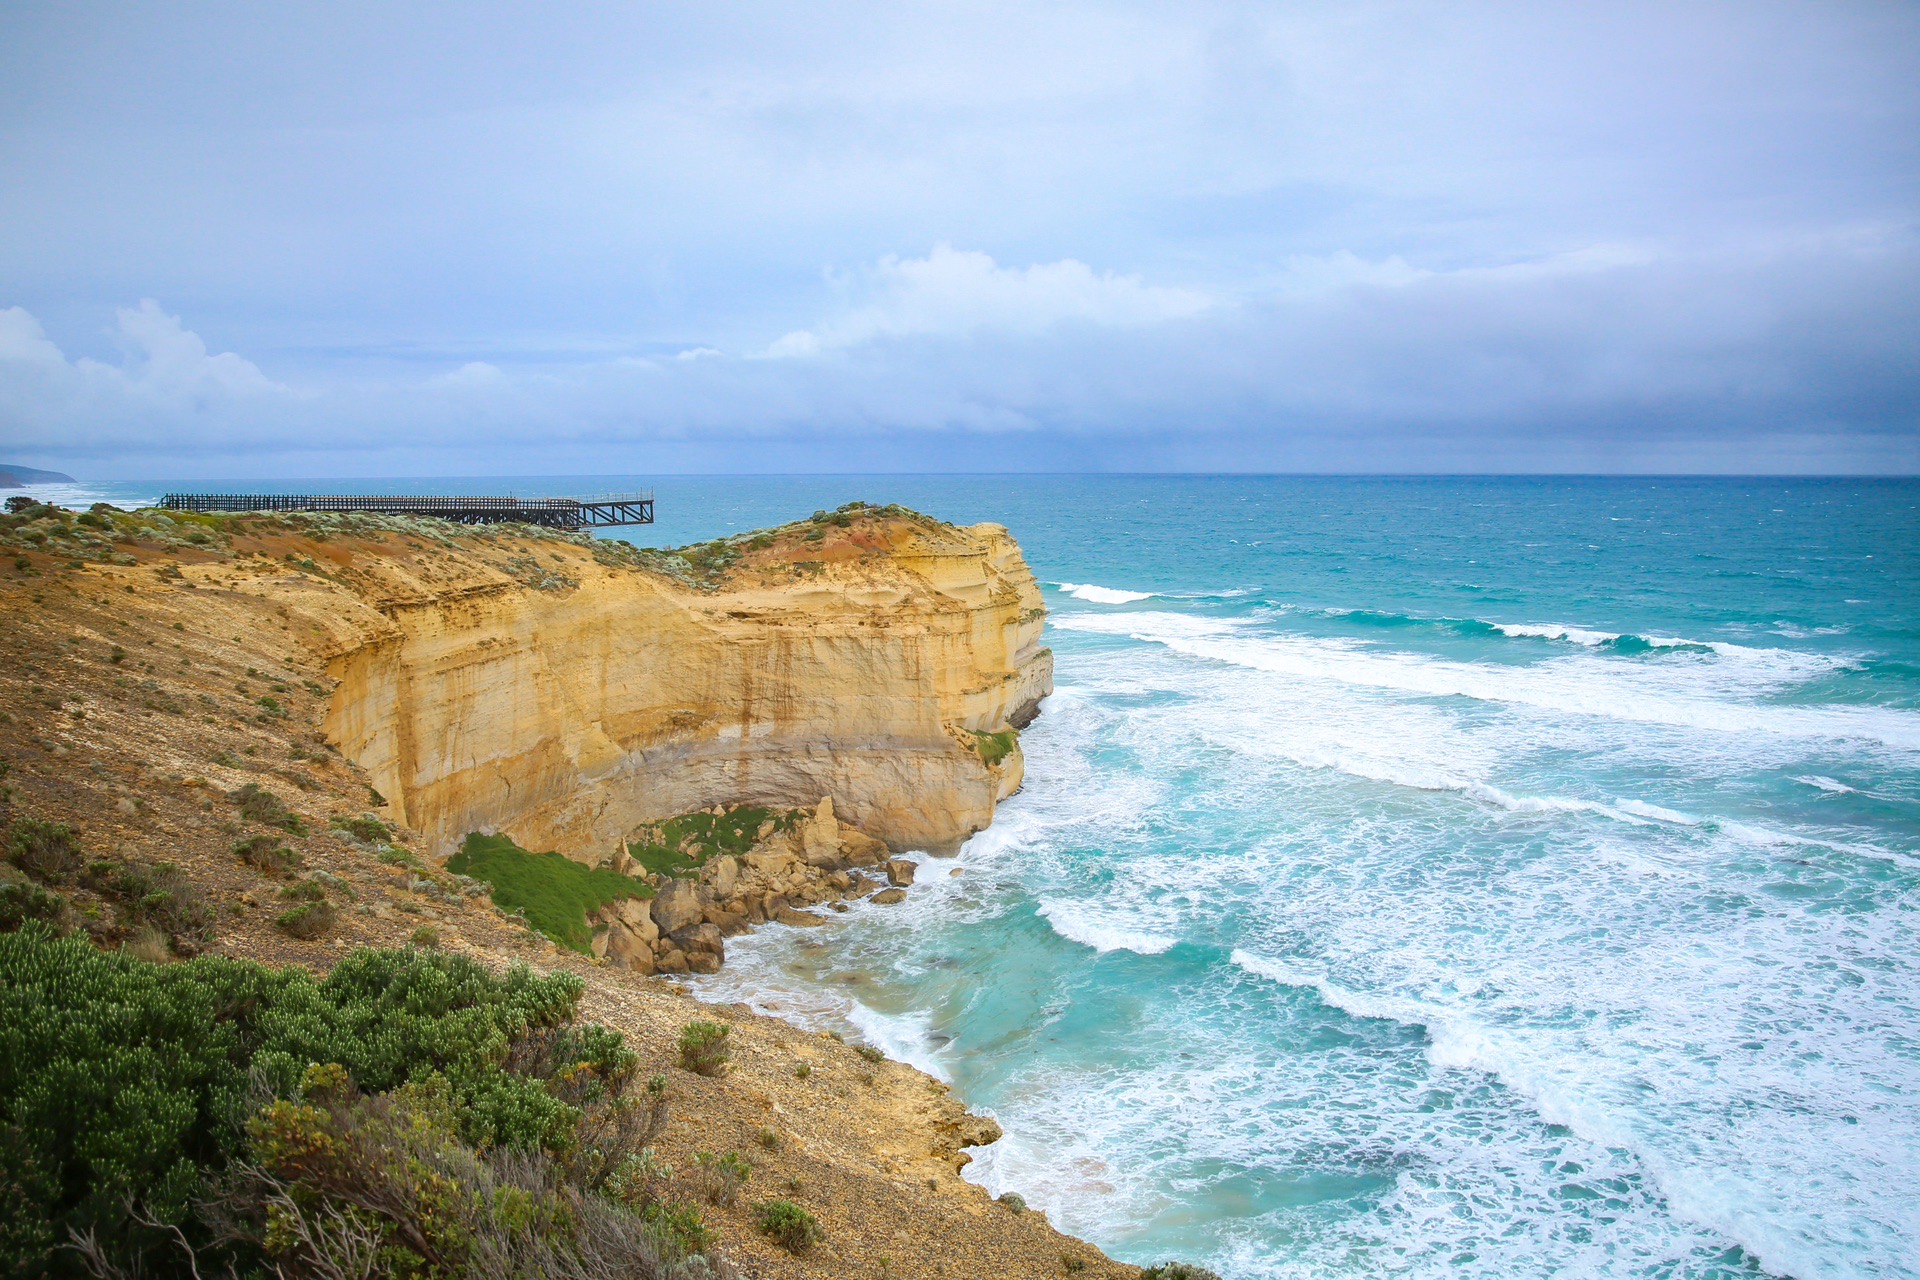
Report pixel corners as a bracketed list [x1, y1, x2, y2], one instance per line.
[625, 805, 800, 878]
[0, 925, 719, 1279]
[447, 833, 655, 954]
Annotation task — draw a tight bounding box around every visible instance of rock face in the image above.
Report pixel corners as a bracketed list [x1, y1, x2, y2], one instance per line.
[315, 511, 1051, 857]
[589, 798, 913, 973]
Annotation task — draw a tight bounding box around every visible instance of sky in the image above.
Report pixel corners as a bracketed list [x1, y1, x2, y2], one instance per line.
[1, 1, 1917, 477]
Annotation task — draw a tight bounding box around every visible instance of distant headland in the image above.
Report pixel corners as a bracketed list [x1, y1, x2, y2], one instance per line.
[0, 463, 75, 487]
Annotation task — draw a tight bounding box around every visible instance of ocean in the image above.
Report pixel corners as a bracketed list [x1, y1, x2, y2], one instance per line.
[45, 474, 1920, 1279]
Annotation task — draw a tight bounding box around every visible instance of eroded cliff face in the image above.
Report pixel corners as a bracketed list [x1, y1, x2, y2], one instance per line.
[316, 508, 1051, 858]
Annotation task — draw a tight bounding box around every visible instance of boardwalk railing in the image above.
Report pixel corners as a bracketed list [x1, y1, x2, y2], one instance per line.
[158, 492, 654, 530]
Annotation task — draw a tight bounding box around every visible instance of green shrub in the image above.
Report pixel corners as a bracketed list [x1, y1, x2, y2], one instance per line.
[0, 928, 666, 1277]
[0, 880, 69, 933]
[677, 1021, 731, 1076]
[448, 832, 653, 953]
[756, 1199, 821, 1253]
[691, 1149, 752, 1206]
[233, 833, 301, 876]
[640, 1199, 711, 1257]
[1142, 1264, 1223, 1280]
[856, 1044, 886, 1063]
[229, 782, 305, 834]
[969, 728, 1018, 768]
[409, 924, 440, 948]
[998, 1191, 1028, 1213]
[84, 860, 215, 949]
[756, 1126, 781, 1151]
[329, 812, 390, 844]
[625, 804, 792, 878]
[278, 878, 327, 904]
[6, 818, 83, 883]
[274, 900, 335, 939]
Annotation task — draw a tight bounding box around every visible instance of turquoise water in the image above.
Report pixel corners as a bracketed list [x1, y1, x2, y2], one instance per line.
[52, 475, 1920, 1279]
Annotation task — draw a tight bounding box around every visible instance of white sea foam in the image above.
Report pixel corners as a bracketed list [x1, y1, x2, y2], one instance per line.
[1055, 581, 1154, 604]
[1036, 899, 1177, 955]
[1494, 621, 1621, 646]
[1053, 612, 1920, 751]
[1795, 775, 1858, 794]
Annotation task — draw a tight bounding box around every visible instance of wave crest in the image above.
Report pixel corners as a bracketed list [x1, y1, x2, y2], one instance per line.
[1055, 582, 1154, 605]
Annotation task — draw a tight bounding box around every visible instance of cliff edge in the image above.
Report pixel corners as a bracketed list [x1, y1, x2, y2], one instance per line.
[310, 504, 1051, 858]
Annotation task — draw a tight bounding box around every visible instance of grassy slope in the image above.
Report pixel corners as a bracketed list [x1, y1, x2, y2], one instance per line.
[447, 833, 654, 953]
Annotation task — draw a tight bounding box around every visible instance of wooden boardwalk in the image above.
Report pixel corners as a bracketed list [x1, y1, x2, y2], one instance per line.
[159, 492, 654, 530]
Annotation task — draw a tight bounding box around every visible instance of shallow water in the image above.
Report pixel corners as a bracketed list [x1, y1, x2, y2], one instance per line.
[63, 474, 1920, 1279]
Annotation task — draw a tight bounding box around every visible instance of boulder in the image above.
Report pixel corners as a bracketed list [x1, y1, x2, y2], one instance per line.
[745, 847, 798, 877]
[655, 948, 690, 975]
[802, 796, 839, 863]
[612, 897, 658, 945]
[703, 854, 741, 897]
[706, 908, 749, 937]
[884, 859, 917, 887]
[839, 829, 890, 866]
[670, 922, 725, 960]
[650, 879, 703, 934]
[687, 952, 721, 975]
[606, 924, 657, 974]
[774, 906, 829, 927]
[871, 888, 907, 905]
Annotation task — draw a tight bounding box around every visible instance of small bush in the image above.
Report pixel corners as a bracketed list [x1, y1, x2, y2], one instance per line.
[691, 1149, 752, 1207]
[0, 880, 69, 933]
[330, 812, 391, 844]
[1142, 1265, 1223, 1280]
[856, 1044, 886, 1063]
[641, 1199, 712, 1257]
[756, 1199, 821, 1254]
[793, 1062, 812, 1080]
[999, 1191, 1028, 1214]
[233, 833, 301, 876]
[230, 782, 305, 834]
[378, 843, 422, 868]
[756, 1126, 781, 1151]
[6, 818, 83, 883]
[276, 900, 335, 939]
[677, 1020, 731, 1076]
[278, 878, 327, 903]
[90, 860, 215, 948]
[410, 924, 441, 948]
[121, 924, 170, 963]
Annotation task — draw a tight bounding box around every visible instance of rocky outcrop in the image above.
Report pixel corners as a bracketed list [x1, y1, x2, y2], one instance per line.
[302, 506, 1050, 858]
[588, 798, 910, 975]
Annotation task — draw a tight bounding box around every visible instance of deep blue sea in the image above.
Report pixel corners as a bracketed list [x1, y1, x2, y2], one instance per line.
[48, 475, 1920, 1279]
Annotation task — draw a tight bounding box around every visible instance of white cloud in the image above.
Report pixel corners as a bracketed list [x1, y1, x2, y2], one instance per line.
[95, 299, 288, 398]
[427, 360, 508, 389]
[0, 307, 69, 364]
[766, 244, 1212, 357]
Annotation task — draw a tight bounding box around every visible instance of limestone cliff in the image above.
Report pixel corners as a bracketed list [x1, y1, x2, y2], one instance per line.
[311, 505, 1051, 858]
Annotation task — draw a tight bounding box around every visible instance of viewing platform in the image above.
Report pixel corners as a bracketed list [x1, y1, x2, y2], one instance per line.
[158, 491, 654, 531]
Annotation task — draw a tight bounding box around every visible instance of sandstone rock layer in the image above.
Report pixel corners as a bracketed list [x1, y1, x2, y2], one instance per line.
[315, 511, 1051, 858]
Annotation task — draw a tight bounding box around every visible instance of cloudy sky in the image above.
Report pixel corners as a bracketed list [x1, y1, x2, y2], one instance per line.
[2, 1, 1917, 476]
